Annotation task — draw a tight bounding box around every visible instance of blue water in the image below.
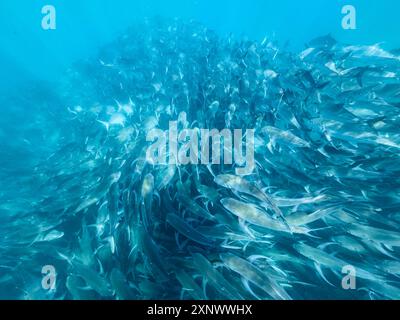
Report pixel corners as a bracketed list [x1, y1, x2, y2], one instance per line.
[0, 0, 400, 300]
[1, 0, 400, 93]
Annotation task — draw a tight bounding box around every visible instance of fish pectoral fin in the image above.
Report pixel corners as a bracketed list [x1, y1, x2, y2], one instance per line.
[383, 243, 394, 252]
[241, 278, 261, 300]
[153, 191, 161, 206]
[372, 241, 398, 259]
[314, 262, 335, 287]
[201, 277, 209, 300]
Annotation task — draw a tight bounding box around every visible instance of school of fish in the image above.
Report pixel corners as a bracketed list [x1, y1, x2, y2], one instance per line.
[0, 18, 399, 300]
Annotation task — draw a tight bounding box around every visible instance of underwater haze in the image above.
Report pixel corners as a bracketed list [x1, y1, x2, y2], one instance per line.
[1, 0, 400, 93]
[0, 0, 400, 300]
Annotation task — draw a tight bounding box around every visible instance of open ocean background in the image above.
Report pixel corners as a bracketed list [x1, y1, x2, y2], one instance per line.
[1, 0, 400, 94]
